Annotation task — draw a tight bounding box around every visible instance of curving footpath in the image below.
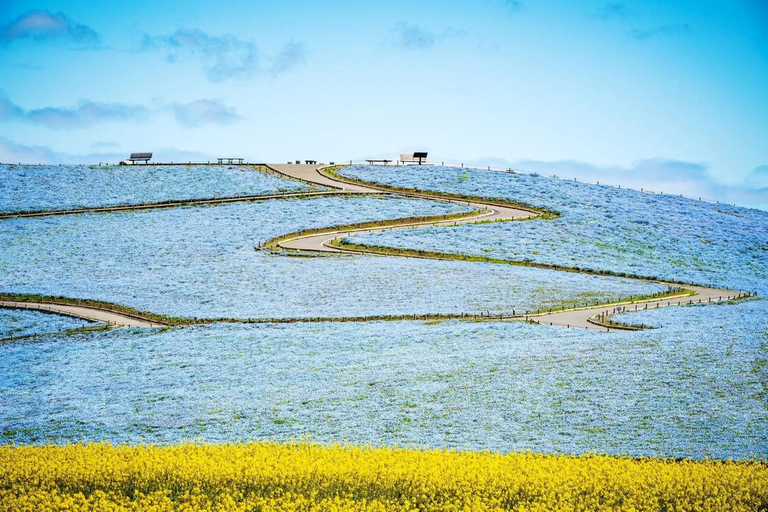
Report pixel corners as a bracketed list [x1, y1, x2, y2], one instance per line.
[0, 163, 747, 332]
[0, 301, 159, 327]
[530, 285, 742, 331]
[268, 164, 535, 253]
[267, 164, 744, 331]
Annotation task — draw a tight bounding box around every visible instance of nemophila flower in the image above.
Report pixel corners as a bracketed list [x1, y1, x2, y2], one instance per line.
[0, 164, 319, 214]
[342, 166, 768, 295]
[2, 312, 766, 458]
[0, 308, 99, 339]
[0, 196, 659, 319]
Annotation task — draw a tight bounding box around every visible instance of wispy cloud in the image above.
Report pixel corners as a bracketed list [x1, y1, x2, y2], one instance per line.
[0, 94, 148, 128]
[0, 94, 148, 129]
[141, 29, 307, 81]
[0, 137, 222, 165]
[631, 23, 690, 41]
[0, 96, 24, 119]
[27, 102, 149, 129]
[171, 99, 242, 127]
[745, 165, 768, 189]
[268, 40, 308, 77]
[0, 137, 61, 164]
[391, 23, 435, 50]
[390, 23, 463, 51]
[141, 29, 258, 81]
[592, 3, 635, 20]
[1, 93, 241, 128]
[0, 10, 100, 48]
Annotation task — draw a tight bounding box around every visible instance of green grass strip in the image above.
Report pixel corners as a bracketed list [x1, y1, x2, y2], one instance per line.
[322, 165, 560, 217]
[261, 208, 489, 250]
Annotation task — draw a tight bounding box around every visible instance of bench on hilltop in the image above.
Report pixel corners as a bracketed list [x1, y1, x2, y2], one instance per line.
[366, 159, 392, 165]
[218, 157, 244, 165]
[128, 152, 152, 164]
[399, 152, 428, 165]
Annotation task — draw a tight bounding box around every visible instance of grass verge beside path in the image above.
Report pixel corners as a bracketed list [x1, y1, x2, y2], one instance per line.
[322, 165, 560, 217]
[0, 191, 343, 220]
[0, 294, 180, 326]
[260, 208, 488, 251]
[0, 324, 111, 343]
[331, 239, 722, 289]
[1, 441, 765, 511]
[1, 287, 703, 330]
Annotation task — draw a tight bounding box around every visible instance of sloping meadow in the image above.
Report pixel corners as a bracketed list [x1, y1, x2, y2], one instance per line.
[0, 195, 665, 319]
[340, 165, 768, 294]
[0, 164, 323, 214]
[1, 301, 765, 460]
[1, 163, 766, 476]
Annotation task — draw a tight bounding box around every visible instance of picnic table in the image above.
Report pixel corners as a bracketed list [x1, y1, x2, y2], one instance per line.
[218, 157, 244, 164]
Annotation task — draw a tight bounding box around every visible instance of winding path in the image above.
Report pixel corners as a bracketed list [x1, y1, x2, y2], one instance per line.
[0, 163, 746, 331]
[529, 285, 741, 331]
[267, 164, 744, 331]
[0, 301, 159, 327]
[269, 164, 535, 253]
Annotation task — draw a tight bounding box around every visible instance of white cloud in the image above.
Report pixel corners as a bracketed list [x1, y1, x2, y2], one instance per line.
[390, 24, 463, 51]
[141, 29, 307, 81]
[0, 137, 220, 165]
[0, 10, 100, 47]
[0, 93, 148, 129]
[171, 99, 242, 127]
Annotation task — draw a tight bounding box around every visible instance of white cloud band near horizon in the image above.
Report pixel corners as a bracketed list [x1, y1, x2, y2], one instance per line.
[1, 137, 765, 211]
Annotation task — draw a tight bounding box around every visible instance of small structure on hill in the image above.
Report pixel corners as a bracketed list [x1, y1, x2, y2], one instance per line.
[217, 157, 244, 164]
[121, 152, 152, 165]
[399, 152, 428, 165]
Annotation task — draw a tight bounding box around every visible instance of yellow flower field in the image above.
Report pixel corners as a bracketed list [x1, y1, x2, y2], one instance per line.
[1, 441, 766, 511]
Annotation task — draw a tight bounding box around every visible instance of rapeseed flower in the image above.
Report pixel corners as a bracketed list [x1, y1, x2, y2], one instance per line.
[0, 441, 765, 511]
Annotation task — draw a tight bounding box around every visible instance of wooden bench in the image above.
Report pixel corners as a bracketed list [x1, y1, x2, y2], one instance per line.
[128, 152, 152, 164]
[218, 157, 244, 164]
[366, 159, 392, 165]
[399, 152, 428, 165]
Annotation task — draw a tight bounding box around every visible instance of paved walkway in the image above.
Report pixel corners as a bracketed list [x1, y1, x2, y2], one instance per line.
[531, 285, 743, 331]
[269, 164, 375, 192]
[2, 163, 745, 332]
[271, 164, 534, 253]
[0, 301, 160, 327]
[269, 164, 742, 331]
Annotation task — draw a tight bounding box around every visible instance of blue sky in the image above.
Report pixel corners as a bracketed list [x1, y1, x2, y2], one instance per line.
[1, 0, 767, 208]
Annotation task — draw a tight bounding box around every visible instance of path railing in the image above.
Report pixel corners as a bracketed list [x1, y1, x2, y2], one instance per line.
[0, 301, 115, 326]
[346, 161, 755, 211]
[586, 292, 757, 330]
